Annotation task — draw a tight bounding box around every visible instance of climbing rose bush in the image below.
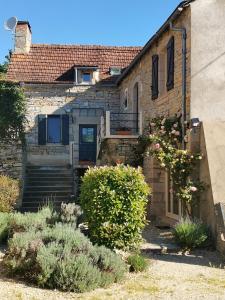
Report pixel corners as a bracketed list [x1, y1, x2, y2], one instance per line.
[79, 165, 150, 250]
[136, 114, 204, 215]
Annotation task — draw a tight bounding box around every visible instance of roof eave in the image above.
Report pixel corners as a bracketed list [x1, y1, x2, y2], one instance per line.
[116, 0, 195, 85]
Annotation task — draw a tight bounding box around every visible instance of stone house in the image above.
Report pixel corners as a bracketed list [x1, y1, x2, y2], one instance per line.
[4, 0, 225, 250]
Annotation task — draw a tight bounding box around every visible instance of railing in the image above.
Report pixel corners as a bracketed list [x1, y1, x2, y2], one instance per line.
[105, 111, 142, 138]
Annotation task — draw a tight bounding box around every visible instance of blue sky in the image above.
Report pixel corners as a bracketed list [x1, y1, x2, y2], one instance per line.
[0, 0, 181, 63]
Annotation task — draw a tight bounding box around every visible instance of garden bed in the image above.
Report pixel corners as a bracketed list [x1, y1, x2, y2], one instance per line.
[0, 246, 224, 300]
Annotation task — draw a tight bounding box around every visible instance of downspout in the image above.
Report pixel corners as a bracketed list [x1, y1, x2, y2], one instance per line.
[170, 22, 187, 149]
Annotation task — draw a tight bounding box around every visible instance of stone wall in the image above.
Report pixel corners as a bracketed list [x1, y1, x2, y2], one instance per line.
[24, 83, 120, 166]
[99, 138, 138, 166]
[118, 7, 191, 223]
[0, 142, 23, 179]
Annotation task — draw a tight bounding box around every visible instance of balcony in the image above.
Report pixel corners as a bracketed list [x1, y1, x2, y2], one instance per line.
[104, 111, 143, 139]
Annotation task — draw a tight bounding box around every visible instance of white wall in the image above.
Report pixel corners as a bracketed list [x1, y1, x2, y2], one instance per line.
[191, 0, 225, 121]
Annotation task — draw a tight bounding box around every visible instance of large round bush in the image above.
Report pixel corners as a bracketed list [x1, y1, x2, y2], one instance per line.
[79, 165, 150, 249]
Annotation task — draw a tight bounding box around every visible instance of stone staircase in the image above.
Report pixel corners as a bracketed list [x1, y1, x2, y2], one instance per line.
[22, 166, 74, 212]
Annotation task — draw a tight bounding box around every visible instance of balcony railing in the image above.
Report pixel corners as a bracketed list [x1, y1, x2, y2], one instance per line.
[104, 111, 142, 138]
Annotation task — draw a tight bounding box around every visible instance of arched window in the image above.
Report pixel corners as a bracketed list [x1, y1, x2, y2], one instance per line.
[123, 88, 128, 110]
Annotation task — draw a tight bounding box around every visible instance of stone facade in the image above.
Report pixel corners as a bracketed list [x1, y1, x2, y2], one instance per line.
[24, 83, 120, 166]
[118, 7, 191, 224]
[0, 143, 23, 179]
[99, 138, 138, 166]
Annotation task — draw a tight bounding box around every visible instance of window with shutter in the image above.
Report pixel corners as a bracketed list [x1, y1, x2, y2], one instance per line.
[62, 114, 70, 145]
[167, 36, 175, 91]
[38, 114, 47, 145]
[151, 55, 159, 100]
[38, 114, 69, 145]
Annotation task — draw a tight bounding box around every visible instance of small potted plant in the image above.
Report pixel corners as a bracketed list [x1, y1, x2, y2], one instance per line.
[116, 127, 132, 135]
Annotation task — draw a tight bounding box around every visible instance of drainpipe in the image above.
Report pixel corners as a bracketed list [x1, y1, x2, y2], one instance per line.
[170, 22, 187, 149]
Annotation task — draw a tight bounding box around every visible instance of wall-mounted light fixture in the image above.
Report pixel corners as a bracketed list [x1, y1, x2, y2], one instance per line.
[191, 118, 200, 128]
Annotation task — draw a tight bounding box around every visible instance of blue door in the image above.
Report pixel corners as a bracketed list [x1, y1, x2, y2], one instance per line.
[79, 125, 97, 163]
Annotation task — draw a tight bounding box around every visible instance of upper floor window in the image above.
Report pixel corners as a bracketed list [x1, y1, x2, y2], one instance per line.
[82, 72, 91, 83]
[151, 54, 159, 100]
[74, 66, 98, 85]
[167, 36, 175, 91]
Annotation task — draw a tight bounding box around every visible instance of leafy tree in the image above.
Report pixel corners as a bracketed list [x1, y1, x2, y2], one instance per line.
[0, 81, 26, 143]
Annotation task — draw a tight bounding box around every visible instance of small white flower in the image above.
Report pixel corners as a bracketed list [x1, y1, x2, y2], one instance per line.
[190, 186, 197, 192]
[173, 123, 178, 128]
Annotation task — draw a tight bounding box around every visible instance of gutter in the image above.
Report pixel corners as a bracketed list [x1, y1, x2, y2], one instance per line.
[116, 0, 194, 85]
[169, 22, 187, 150]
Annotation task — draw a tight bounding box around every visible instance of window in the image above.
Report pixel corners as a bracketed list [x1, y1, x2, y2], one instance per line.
[74, 67, 97, 85]
[47, 115, 61, 143]
[38, 114, 69, 145]
[167, 36, 175, 91]
[82, 72, 91, 83]
[81, 127, 95, 143]
[110, 67, 122, 76]
[151, 54, 159, 100]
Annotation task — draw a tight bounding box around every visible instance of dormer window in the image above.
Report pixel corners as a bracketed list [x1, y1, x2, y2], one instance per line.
[74, 66, 98, 85]
[110, 67, 122, 76]
[82, 72, 91, 83]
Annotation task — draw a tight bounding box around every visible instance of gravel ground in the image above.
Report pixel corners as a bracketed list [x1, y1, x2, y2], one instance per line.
[0, 246, 224, 300]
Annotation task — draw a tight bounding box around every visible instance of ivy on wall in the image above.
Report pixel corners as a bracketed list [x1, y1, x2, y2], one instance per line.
[0, 81, 26, 143]
[135, 114, 204, 216]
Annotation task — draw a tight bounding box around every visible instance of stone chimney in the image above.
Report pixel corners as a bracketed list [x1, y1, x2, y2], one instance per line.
[14, 21, 32, 54]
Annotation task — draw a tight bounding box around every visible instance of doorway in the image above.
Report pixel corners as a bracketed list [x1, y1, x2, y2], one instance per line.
[79, 125, 97, 164]
[165, 172, 181, 220]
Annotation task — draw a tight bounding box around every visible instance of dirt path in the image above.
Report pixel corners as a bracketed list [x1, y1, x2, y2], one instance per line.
[0, 247, 224, 300]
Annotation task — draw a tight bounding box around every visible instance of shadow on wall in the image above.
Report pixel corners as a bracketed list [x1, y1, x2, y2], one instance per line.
[23, 80, 137, 168]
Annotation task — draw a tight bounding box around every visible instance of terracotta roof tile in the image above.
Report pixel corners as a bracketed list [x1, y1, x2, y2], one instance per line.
[7, 44, 142, 84]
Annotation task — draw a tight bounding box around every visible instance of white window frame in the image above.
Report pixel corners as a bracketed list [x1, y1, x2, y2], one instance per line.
[74, 67, 97, 85]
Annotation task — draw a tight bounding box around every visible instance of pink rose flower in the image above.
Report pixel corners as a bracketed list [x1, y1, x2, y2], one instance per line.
[190, 186, 197, 192]
[154, 143, 161, 150]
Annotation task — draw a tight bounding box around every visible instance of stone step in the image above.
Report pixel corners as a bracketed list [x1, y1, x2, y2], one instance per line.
[26, 165, 71, 170]
[26, 181, 73, 186]
[26, 170, 72, 176]
[24, 191, 72, 197]
[26, 173, 73, 177]
[23, 195, 72, 202]
[21, 200, 68, 207]
[25, 186, 73, 192]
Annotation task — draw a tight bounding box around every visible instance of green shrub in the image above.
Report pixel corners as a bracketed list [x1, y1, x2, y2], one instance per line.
[0, 212, 11, 243]
[9, 206, 53, 234]
[4, 222, 127, 292]
[0, 175, 20, 212]
[173, 218, 210, 250]
[60, 202, 83, 226]
[127, 254, 148, 272]
[79, 165, 150, 250]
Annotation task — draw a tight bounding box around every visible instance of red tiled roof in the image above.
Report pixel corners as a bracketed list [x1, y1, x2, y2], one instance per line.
[6, 44, 142, 84]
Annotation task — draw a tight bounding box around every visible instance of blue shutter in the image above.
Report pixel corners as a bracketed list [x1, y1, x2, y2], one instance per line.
[62, 115, 69, 145]
[38, 115, 47, 145]
[167, 36, 175, 91]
